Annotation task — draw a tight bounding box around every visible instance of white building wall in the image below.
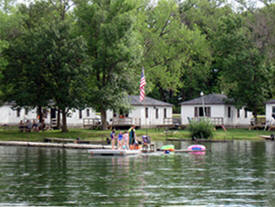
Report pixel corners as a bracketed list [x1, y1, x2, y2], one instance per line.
[0, 105, 96, 127]
[181, 104, 252, 127]
[0, 106, 37, 125]
[181, 105, 195, 125]
[266, 104, 275, 123]
[66, 108, 96, 127]
[107, 105, 173, 127]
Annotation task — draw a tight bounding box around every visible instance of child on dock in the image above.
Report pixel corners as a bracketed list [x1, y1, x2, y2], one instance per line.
[117, 131, 123, 149]
[123, 131, 129, 150]
[110, 129, 116, 150]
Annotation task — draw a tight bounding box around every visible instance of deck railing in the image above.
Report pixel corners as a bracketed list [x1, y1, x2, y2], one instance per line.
[112, 117, 141, 126]
[83, 118, 101, 127]
[163, 118, 173, 125]
[192, 117, 224, 126]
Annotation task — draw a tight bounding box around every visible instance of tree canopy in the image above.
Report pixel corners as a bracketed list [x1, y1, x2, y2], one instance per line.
[0, 0, 274, 130]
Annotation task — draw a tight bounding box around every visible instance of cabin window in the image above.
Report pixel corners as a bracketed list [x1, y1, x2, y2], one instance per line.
[155, 108, 159, 119]
[237, 109, 240, 118]
[205, 107, 211, 117]
[195, 107, 211, 117]
[17, 109, 20, 117]
[228, 107, 231, 118]
[86, 109, 90, 117]
[272, 107, 275, 119]
[79, 110, 82, 119]
[245, 109, 248, 118]
[145, 108, 148, 118]
[164, 108, 167, 119]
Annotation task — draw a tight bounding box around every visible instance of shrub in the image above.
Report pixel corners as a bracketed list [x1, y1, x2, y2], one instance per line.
[187, 118, 214, 139]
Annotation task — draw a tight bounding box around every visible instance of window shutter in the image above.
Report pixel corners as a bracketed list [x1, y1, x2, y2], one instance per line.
[194, 107, 198, 117]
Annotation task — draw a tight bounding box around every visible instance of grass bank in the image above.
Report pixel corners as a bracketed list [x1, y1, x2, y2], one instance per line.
[0, 127, 272, 142]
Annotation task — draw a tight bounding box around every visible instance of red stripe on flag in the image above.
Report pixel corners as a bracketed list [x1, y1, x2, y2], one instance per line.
[140, 68, 146, 102]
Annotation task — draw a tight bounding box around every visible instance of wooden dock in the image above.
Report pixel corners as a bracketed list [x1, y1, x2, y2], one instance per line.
[260, 135, 274, 140]
[166, 138, 231, 142]
[88, 149, 141, 156]
[44, 137, 106, 145]
[0, 141, 112, 149]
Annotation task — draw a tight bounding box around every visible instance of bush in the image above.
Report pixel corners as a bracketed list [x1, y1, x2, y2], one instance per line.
[187, 119, 214, 139]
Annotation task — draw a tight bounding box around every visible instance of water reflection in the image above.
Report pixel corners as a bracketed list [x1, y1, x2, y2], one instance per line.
[0, 141, 275, 206]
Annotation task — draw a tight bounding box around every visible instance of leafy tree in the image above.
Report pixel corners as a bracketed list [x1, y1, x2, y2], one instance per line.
[0, 0, 16, 13]
[42, 21, 89, 132]
[74, 0, 142, 129]
[214, 14, 269, 118]
[137, 0, 211, 109]
[177, 0, 233, 97]
[2, 2, 88, 132]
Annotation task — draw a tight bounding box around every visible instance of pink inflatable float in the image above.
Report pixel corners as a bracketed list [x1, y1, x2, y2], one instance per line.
[187, 144, 206, 152]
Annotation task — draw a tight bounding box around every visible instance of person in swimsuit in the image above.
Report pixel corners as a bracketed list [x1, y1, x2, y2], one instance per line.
[123, 131, 129, 150]
[110, 129, 116, 149]
[117, 131, 123, 149]
[128, 125, 136, 148]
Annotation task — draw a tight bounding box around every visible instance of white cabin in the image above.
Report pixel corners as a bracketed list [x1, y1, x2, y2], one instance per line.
[266, 99, 275, 125]
[106, 95, 173, 128]
[180, 94, 253, 127]
[0, 103, 96, 127]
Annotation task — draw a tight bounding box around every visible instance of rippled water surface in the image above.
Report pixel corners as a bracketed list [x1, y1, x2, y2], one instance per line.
[1, 141, 275, 206]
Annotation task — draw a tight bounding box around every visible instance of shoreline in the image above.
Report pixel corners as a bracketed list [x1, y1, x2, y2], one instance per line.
[0, 141, 112, 150]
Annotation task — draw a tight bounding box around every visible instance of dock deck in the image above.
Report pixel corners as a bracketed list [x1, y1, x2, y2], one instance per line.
[88, 149, 141, 156]
[0, 141, 112, 149]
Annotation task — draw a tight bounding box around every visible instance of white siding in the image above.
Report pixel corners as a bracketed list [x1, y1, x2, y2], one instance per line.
[107, 105, 173, 128]
[181, 105, 195, 125]
[0, 105, 96, 127]
[181, 104, 252, 127]
[266, 103, 275, 123]
[0, 106, 37, 125]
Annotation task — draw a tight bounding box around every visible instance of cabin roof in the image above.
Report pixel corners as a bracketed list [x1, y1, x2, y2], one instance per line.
[266, 99, 275, 104]
[129, 96, 173, 107]
[180, 94, 232, 105]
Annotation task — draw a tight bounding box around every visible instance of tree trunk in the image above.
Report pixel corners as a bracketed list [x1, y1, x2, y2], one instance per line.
[61, 109, 68, 132]
[253, 110, 258, 124]
[101, 109, 108, 130]
[57, 109, 61, 129]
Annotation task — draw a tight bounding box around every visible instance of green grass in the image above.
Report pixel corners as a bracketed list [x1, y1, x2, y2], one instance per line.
[0, 127, 271, 142]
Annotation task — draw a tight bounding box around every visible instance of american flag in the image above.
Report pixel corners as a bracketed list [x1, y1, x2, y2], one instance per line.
[139, 67, 146, 102]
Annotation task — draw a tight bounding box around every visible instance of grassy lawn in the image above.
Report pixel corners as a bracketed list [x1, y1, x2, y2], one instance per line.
[0, 127, 272, 142]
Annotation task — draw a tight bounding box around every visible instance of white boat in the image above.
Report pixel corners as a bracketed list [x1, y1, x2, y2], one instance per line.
[88, 149, 141, 156]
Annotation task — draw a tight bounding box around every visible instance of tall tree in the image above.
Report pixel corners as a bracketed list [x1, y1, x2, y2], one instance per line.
[2, 2, 88, 132]
[75, 0, 142, 129]
[214, 14, 269, 118]
[136, 0, 211, 108]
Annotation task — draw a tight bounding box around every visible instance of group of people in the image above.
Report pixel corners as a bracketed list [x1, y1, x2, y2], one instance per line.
[110, 125, 137, 150]
[19, 119, 47, 132]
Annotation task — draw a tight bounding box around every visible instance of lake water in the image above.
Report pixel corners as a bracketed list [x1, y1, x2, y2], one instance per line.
[0, 141, 275, 206]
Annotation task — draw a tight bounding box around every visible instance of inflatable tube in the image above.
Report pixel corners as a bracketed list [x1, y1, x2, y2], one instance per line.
[187, 144, 206, 152]
[160, 145, 175, 152]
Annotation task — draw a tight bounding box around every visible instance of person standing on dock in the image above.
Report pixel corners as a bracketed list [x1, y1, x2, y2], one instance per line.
[128, 125, 136, 149]
[110, 129, 116, 149]
[117, 131, 123, 149]
[123, 131, 129, 150]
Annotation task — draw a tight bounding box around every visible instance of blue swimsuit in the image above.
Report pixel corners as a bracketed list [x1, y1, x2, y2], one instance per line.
[118, 134, 123, 141]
